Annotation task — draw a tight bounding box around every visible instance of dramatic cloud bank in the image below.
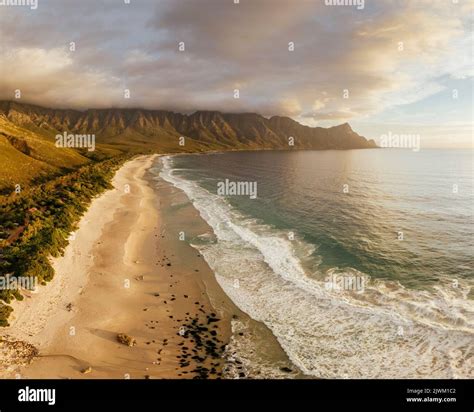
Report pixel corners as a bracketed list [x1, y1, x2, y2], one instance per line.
[0, 0, 472, 146]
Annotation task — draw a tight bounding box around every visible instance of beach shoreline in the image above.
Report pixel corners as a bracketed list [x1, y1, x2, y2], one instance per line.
[0, 153, 297, 379]
[0, 154, 234, 378]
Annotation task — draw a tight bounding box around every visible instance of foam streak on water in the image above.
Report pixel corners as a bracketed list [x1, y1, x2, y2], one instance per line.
[159, 156, 473, 378]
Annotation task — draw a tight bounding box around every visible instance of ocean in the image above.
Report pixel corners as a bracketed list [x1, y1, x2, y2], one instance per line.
[158, 149, 473, 378]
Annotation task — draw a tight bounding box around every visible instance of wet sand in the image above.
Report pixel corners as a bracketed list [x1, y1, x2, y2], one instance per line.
[0, 154, 296, 379]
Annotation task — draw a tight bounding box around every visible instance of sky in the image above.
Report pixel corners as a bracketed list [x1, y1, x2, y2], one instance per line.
[0, 0, 472, 148]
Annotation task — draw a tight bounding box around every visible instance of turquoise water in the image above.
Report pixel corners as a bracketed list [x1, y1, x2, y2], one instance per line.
[159, 149, 473, 378]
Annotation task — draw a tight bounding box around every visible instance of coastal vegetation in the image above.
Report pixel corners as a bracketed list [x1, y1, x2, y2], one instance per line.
[0, 155, 129, 326]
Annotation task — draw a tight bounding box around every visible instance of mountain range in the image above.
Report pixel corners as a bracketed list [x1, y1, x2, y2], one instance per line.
[0, 101, 376, 191]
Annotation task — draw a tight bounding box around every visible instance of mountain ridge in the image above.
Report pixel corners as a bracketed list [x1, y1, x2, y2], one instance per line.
[0, 100, 376, 149]
[0, 100, 377, 190]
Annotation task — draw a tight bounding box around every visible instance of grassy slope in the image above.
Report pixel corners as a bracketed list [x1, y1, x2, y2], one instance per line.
[103, 127, 214, 153]
[0, 116, 125, 192]
[0, 135, 56, 190]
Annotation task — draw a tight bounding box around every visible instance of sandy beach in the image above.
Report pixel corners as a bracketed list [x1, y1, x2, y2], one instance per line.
[0, 154, 295, 379]
[0, 154, 232, 379]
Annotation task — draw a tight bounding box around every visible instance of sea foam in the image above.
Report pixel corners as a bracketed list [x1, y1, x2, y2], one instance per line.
[159, 156, 474, 378]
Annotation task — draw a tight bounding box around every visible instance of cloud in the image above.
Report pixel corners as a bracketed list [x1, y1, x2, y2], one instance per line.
[0, 46, 122, 108]
[301, 109, 358, 121]
[0, 0, 471, 132]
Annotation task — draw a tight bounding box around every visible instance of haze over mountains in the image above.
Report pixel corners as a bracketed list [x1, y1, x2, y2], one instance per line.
[0, 101, 376, 190]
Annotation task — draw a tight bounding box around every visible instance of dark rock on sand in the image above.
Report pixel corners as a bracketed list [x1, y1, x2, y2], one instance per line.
[116, 334, 136, 347]
[280, 367, 293, 373]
